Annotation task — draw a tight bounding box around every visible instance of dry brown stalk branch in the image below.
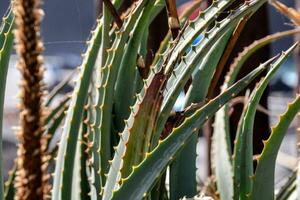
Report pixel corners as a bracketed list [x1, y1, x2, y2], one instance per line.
[103, 0, 123, 28]
[165, 0, 181, 39]
[207, 16, 249, 99]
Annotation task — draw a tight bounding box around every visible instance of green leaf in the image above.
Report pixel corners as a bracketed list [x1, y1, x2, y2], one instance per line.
[184, 30, 233, 106]
[104, 2, 267, 199]
[45, 71, 75, 107]
[79, 132, 91, 200]
[93, 0, 151, 184]
[208, 28, 300, 200]
[83, 69, 102, 198]
[152, 0, 203, 67]
[84, 69, 102, 198]
[168, 29, 233, 200]
[228, 28, 300, 87]
[155, 0, 236, 73]
[83, 1, 123, 196]
[45, 100, 69, 151]
[71, 126, 83, 200]
[212, 105, 234, 200]
[154, 0, 267, 148]
[111, 62, 267, 200]
[0, 8, 14, 200]
[233, 44, 297, 200]
[52, 18, 103, 200]
[70, 120, 90, 200]
[252, 94, 300, 200]
[113, 1, 164, 134]
[0, 7, 13, 47]
[102, 2, 166, 199]
[45, 96, 70, 125]
[211, 29, 300, 200]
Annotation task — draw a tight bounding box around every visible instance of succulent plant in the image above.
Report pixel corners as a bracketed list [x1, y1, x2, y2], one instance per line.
[1, 0, 300, 200]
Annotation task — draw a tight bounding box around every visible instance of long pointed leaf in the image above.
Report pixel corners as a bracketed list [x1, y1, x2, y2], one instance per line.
[211, 29, 300, 200]
[0, 8, 14, 200]
[111, 62, 267, 200]
[154, 0, 267, 147]
[252, 94, 300, 199]
[233, 44, 297, 199]
[94, 0, 151, 184]
[113, 1, 164, 133]
[52, 18, 103, 200]
[169, 28, 233, 200]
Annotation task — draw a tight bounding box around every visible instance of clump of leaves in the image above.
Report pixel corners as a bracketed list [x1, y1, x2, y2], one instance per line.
[0, 0, 300, 200]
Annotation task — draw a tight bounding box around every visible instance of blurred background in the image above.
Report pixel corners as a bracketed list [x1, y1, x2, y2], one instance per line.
[0, 0, 298, 189]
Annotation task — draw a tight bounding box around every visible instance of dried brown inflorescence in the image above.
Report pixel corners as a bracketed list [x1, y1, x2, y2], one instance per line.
[13, 0, 50, 199]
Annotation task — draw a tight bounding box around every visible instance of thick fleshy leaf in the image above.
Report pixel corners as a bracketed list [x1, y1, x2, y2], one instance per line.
[111, 62, 267, 200]
[0, 8, 14, 200]
[93, 0, 154, 185]
[233, 44, 297, 199]
[212, 29, 300, 200]
[52, 18, 103, 200]
[154, 0, 267, 147]
[169, 29, 233, 200]
[252, 94, 300, 199]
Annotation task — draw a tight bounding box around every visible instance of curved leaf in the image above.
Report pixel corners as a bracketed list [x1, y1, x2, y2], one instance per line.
[52, 18, 103, 200]
[233, 44, 297, 200]
[111, 62, 267, 200]
[154, 0, 267, 148]
[169, 29, 233, 200]
[0, 8, 14, 200]
[252, 94, 300, 199]
[212, 29, 300, 200]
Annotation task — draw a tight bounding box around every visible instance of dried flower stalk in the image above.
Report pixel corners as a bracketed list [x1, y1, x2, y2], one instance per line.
[165, 0, 181, 39]
[270, 0, 300, 26]
[13, 0, 50, 199]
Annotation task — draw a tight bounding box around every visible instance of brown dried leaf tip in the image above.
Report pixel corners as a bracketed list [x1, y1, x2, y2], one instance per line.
[13, 0, 50, 199]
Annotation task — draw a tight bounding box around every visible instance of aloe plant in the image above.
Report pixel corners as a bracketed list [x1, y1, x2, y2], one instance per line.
[1, 0, 300, 199]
